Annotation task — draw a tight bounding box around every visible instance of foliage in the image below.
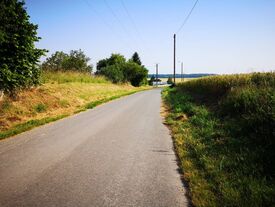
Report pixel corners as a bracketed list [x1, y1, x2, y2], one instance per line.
[163, 72, 275, 207]
[122, 62, 148, 86]
[34, 103, 47, 113]
[148, 76, 155, 86]
[101, 64, 124, 84]
[96, 53, 148, 86]
[41, 51, 68, 71]
[0, 0, 46, 95]
[42, 49, 92, 72]
[96, 53, 126, 74]
[167, 77, 173, 84]
[131, 52, 142, 65]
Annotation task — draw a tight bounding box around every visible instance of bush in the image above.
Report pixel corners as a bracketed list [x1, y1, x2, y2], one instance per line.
[34, 103, 47, 113]
[122, 62, 148, 86]
[0, 0, 46, 95]
[101, 65, 124, 84]
[96, 53, 148, 86]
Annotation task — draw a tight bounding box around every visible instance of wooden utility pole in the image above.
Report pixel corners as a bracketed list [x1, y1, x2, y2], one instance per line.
[156, 63, 159, 87]
[173, 34, 176, 84]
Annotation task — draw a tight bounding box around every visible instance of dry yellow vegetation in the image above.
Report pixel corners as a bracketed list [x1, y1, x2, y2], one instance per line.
[0, 71, 149, 139]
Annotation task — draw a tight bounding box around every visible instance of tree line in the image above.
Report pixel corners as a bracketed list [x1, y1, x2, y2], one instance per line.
[0, 0, 148, 97]
[42, 51, 148, 87]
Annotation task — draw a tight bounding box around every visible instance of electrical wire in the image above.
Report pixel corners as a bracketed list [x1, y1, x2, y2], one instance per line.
[120, 0, 145, 46]
[103, 0, 133, 40]
[82, 0, 134, 50]
[176, 0, 199, 34]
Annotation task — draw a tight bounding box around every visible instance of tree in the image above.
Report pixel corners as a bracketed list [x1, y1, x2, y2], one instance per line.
[0, 0, 46, 95]
[96, 58, 108, 74]
[42, 51, 68, 71]
[96, 53, 126, 74]
[42, 50, 92, 73]
[63, 50, 92, 72]
[101, 65, 124, 83]
[122, 62, 148, 86]
[96, 53, 148, 86]
[131, 52, 142, 65]
[167, 77, 173, 84]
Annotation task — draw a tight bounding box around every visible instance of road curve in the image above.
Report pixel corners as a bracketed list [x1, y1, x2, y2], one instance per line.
[0, 89, 188, 207]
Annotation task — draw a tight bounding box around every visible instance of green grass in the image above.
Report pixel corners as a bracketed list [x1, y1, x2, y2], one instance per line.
[34, 103, 47, 113]
[41, 70, 109, 84]
[0, 115, 67, 140]
[85, 91, 138, 109]
[162, 72, 275, 207]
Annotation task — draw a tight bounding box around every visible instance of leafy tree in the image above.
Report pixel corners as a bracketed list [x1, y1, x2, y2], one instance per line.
[131, 52, 142, 65]
[122, 62, 148, 86]
[63, 50, 92, 72]
[96, 53, 126, 74]
[0, 0, 46, 95]
[96, 53, 147, 86]
[108, 53, 126, 65]
[96, 58, 108, 74]
[42, 51, 68, 71]
[101, 64, 124, 83]
[42, 50, 92, 72]
[167, 77, 173, 84]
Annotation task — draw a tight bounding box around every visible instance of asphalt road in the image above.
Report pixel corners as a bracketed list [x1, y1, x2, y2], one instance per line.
[0, 89, 188, 207]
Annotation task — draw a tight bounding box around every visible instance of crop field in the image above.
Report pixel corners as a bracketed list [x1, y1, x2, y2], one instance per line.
[162, 72, 275, 207]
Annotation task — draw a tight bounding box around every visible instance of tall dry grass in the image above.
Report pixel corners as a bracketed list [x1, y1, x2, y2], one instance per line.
[0, 71, 149, 139]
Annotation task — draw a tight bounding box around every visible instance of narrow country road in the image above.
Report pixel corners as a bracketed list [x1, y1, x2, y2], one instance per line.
[0, 89, 188, 207]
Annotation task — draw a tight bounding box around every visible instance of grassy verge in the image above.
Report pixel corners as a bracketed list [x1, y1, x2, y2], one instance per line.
[162, 72, 275, 207]
[0, 115, 67, 139]
[0, 71, 150, 140]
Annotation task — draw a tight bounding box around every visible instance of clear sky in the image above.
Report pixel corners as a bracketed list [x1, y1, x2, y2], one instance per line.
[25, 0, 275, 74]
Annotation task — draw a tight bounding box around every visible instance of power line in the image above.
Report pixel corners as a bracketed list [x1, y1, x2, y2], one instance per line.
[82, 0, 134, 50]
[176, 0, 199, 34]
[103, 0, 133, 41]
[82, 0, 114, 33]
[120, 0, 145, 47]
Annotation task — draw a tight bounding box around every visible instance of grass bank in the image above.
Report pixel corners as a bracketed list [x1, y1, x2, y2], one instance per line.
[162, 72, 275, 207]
[0, 71, 149, 140]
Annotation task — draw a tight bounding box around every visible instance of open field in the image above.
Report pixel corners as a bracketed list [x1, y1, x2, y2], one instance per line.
[160, 78, 196, 83]
[0, 71, 149, 139]
[148, 78, 197, 83]
[162, 72, 275, 207]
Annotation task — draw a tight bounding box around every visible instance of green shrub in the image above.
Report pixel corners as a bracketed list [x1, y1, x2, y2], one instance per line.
[34, 103, 47, 113]
[101, 64, 125, 84]
[96, 53, 148, 86]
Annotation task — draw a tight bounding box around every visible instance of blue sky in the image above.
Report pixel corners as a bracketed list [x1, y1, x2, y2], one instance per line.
[25, 0, 275, 74]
